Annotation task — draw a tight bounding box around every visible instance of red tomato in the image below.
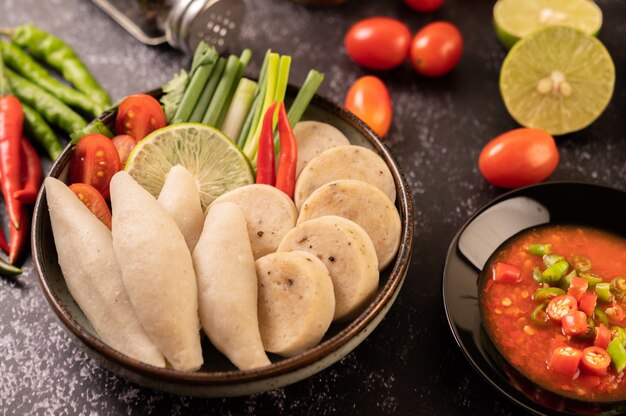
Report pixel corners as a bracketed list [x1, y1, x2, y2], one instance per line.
[605, 303, 626, 324]
[492, 262, 521, 283]
[69, 133, 122, 200]
[115, 94, 166, 141]
[594, 324, 611, 349]
[345, 75, 393, 137]
[548, 346, 582, 378]
[344, 17, 411, 70]
[578, 292, 597, 317]
[478, 128, 559, 189]
[561, 311, 588, 336]
[409, 21, 463, 77]
[567, 276, 589, 302]
[547, 295, 578, 322]
[69, 183, 112, 229]
[580, 346, 611, 376]
[111, 134, 137, 166]
[404, 0, 444, 13]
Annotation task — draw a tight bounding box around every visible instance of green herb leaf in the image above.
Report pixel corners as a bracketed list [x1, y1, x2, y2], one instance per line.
[160, 69, 189, 123]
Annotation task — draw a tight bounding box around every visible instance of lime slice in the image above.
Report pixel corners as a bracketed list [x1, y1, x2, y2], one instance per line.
[500, 26, 615, 136]
[125, 123, 254, 210]
[494, 0, 603, 49]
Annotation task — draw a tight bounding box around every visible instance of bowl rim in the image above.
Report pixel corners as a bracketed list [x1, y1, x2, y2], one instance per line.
[31, 87, 414, 386]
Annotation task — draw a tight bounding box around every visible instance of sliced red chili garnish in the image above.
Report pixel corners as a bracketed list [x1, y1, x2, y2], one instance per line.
[580, 346, 611, 376]
[547, 295, 578, 322]
[605, 303, 626, 325]
[578, 292, 597, 317]
[567, 276, 588, 302]
[561, 310, 588, 336]
[594, 324, 611, 350]
[548, 345, 582, 378]
[492, 262, 521, 283]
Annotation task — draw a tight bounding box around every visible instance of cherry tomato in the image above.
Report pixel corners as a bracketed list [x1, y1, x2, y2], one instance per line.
[345, 75, 393, 137]
[594, 324, 611, 349]
[69, 183, 112, 229]
[580, 346, 611, 376]
[344, 17, 411, 70]
[578, 292, 597, 317]
[567, 276, 588, 302]
[561, 311, 588, 336]
[404, 0, 444, 13]
[69, 133, 122, 200]
[115, 94, 166, 141]
[605, 303, 626, 324]
[409, 21, 463, 77]
[547, 295, 578, 322]
[478, 128, 559, 189]
[492, 262, 521, 283]
[548, 346, 582, 378]
[111, 134, 137, 166]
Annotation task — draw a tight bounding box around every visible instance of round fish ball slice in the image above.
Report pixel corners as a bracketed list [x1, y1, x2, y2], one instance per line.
[297, 180, 401, 270]
[256, 251, 335, 357]
[294, 145, 396, 210]
[212, 184, 298, 259]
[278, 215, 379, 321]
[293, 121, 350, 177]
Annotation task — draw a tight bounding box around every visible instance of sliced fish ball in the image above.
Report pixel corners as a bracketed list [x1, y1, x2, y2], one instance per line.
[45, 177, 165, 367]
[110, 171, 203, 372]
[212, 184, 297, 259]
[278, 215, 379, 321]
[293, 121, 350, 177]
[256, 251, 335, 357]
[193, 202, 270, 370]
[298, 180, 401, 270]
[294, 145, 396, 210]
[158, 164, 204, 252]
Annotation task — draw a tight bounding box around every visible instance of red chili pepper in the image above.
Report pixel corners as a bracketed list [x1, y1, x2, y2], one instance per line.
[14, 137, 42, 204]
[275, 102, 297, 199]
[0, 218, 8, 254]
[0, 95, 23, 230]
[9, 204, 28, 265]
[256, 102, 277, 186]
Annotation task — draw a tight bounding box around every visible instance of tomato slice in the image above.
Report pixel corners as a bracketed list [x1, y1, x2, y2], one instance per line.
[594, 324, 611, 349]
[580, 346, 611, 376]
[115, 94, 166, 141]
[578, 292, 597, 317]
[547, 295, 578, 322]
[605, 303, 626, 325]
[69, 133, 122, 200]
[561, 311, 588, 336]
[548, 346, 582, 378]
[567, 276, 588, 301]
[69, 183, 112, 229]
[492, 262, 521, 283]
[111, 134, 137, 166]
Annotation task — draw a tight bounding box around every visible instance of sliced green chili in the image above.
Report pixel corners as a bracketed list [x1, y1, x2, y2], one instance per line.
[579, 273, 602, 287]
[532, 267, 544, 283]
[596, 282, 613, 303]
[595, 307, 609, 327]
[10, 24, 111, 107]
[533, 287, 565, 302]
[571, 254, 592, 273]
[608, 338, 626, 373]
[611, 326, 626, 346]
[21, 102, 63, 160]
[528, 243, 551, 256]
[531, 302, 550, 326]
[542, 260, 569, 284]
[559, 270, 576, 291]
[611, 277, 626, 293]
[543, 254, 564, 267]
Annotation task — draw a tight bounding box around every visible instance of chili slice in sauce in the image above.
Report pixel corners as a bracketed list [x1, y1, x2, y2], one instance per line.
[547, 295, 578, 322]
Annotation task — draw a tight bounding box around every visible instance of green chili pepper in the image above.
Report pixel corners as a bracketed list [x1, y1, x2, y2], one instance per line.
[611, 277, 626, 293]
[542, 260, 569, 284]
[595, 307, 609, 327]
[571, 254, 592, 273]
[596, 282, 613, 303]
[532, 267, 544, 283]
[0, 41, 103, 117]
[579, 273, 602, 287]
[611, 326, 626, 346]
[531, 302, 550, 326]
[9, 24, 111, 108]
[559, 270, 576, 291]
[533, 287, 566, 302]
[21, 102, 63, 160]
[608, 338, 626, 373]
[529, 243, 551, 256]
[69, 120, 113, 145]
[4, 67, 86, 134]
[543, 254, 564, 267]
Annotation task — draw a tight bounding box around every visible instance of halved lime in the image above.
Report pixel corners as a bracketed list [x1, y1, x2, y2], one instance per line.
[500, 26, 615, 136]
[494, 0, 603, 49]
[125, 123, 254, 210]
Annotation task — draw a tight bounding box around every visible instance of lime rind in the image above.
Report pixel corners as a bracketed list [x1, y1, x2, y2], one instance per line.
[493, 0, 603, 49]
[125, 123, 254, 210]
[500, 25, 615, 136]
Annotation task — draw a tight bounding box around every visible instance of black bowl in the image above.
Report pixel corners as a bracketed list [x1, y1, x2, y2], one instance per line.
[443, 182, 626, 415]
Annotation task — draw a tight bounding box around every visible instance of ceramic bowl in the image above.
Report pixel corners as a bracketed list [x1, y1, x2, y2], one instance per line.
[31, 88, 414, 397]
